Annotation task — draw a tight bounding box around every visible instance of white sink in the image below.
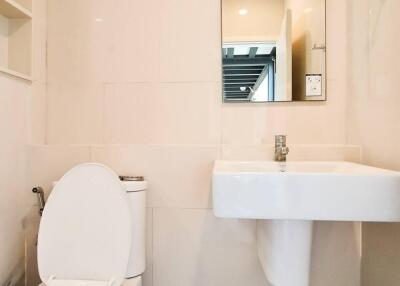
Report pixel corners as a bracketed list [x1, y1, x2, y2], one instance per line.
[213, 160, 400, 222]
[212, 160, 400, 286]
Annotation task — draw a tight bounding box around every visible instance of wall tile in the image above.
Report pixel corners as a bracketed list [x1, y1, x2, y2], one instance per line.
[46, 83, 104, 144]
[159, 0, 221, 82]
[362, 222, 400, 286]
[153, 208, 269, 286]
[311, 222, 361, 286]
[288, 145, 361, 162]
[104, 83, 221, 144]
[222, 95, 346, 145]
[94, 0, 160, 83]
[46, 0, 94, 84]
[346, 1, 400, 285]
[28, 83, 46, 145]
[47, 0, 160, 84]
[103, 84, 157, 144]
[91, 145, 221, 208]
[326, 0, 348, 82]
[222, 144, 361, 162]
[222, 144, 274, 160]
[0, 76, 30, 282]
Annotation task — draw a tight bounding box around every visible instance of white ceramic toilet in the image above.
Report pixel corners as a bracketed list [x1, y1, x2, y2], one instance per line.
[37, 163, 147, 286]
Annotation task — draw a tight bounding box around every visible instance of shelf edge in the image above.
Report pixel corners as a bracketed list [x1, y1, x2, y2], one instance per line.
[0, 66, 32, 81]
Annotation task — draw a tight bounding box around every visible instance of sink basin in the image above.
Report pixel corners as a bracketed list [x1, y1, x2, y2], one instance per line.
[212, 160, 400, 286]
[213, 160, 400, 222]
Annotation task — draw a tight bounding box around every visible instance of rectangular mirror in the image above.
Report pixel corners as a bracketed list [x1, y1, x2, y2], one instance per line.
[222, 0, 326, 102]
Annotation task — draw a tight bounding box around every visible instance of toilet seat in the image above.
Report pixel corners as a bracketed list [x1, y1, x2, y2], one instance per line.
[37, 163, 132, 286]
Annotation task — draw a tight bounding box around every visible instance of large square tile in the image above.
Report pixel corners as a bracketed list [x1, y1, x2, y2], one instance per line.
[46, 83, 104, 144]
[103, 84, 158, 144]
[47, 0, 160, 84]
[94, 0, 160, 83]
[153, 208, 268, 286]
[222, 83, 346, 145]
[47, 0, 96, 84]
[159, 0, 221, 82]
[310, 222, 361, 286]
[104, 83, 221, 144]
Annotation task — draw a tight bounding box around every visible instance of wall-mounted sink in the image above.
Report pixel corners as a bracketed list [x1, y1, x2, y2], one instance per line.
[212, 160, 400, 286]
[213, 160, 400, 222]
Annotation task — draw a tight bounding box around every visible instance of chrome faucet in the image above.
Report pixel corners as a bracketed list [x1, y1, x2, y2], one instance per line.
[275, 135, 289, 162]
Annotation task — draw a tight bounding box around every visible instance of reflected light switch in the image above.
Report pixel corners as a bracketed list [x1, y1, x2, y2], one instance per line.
[306, 74, 322, 96]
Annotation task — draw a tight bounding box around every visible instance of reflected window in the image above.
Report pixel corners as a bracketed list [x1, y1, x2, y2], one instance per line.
[222, 42, 275, 102]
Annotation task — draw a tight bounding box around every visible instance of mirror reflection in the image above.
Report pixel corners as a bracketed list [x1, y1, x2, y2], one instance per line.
[222, 0, 326, 102]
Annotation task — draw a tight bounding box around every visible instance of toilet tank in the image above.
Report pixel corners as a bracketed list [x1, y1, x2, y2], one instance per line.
[121, 178, 147, 278]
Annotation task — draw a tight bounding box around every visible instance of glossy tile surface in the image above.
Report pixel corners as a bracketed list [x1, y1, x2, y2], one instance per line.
[153, 208, 268, 286]
[104, 83, 221, 144]
[346, 0, 400, 285]
[0, 76, 30, 281]
[30, 1, 369, 286]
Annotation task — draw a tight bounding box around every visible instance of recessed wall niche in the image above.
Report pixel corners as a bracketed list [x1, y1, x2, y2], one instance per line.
[0, 0, 32, 81]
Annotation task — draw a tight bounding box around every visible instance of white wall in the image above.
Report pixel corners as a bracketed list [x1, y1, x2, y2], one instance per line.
[346, 1, 400, 285]
[0, 0, 46, 285]
[0, 74, 30, 286]
[29, 1, 364, 286]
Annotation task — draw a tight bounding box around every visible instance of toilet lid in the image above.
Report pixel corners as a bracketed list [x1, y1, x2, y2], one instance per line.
[37, 163, 131, 285]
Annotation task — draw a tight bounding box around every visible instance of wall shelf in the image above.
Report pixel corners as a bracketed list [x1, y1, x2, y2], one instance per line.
[0, 65, 31, 81]
[0, 0, 32, 19]
[0, 0, 32, 81]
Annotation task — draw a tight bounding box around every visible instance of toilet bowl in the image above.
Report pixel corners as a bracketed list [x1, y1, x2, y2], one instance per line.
[37, 163, 147, 286]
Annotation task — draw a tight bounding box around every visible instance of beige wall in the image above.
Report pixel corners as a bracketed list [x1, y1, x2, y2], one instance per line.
[0, 73, 30, 286]
[284, 0, 326, 100]
[222, 0, 284, 42]
[33, 1, 364, 286]
[46, 0, 347, 146]
[346, 0, 400, 285]
[0, 0, 46, 285]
